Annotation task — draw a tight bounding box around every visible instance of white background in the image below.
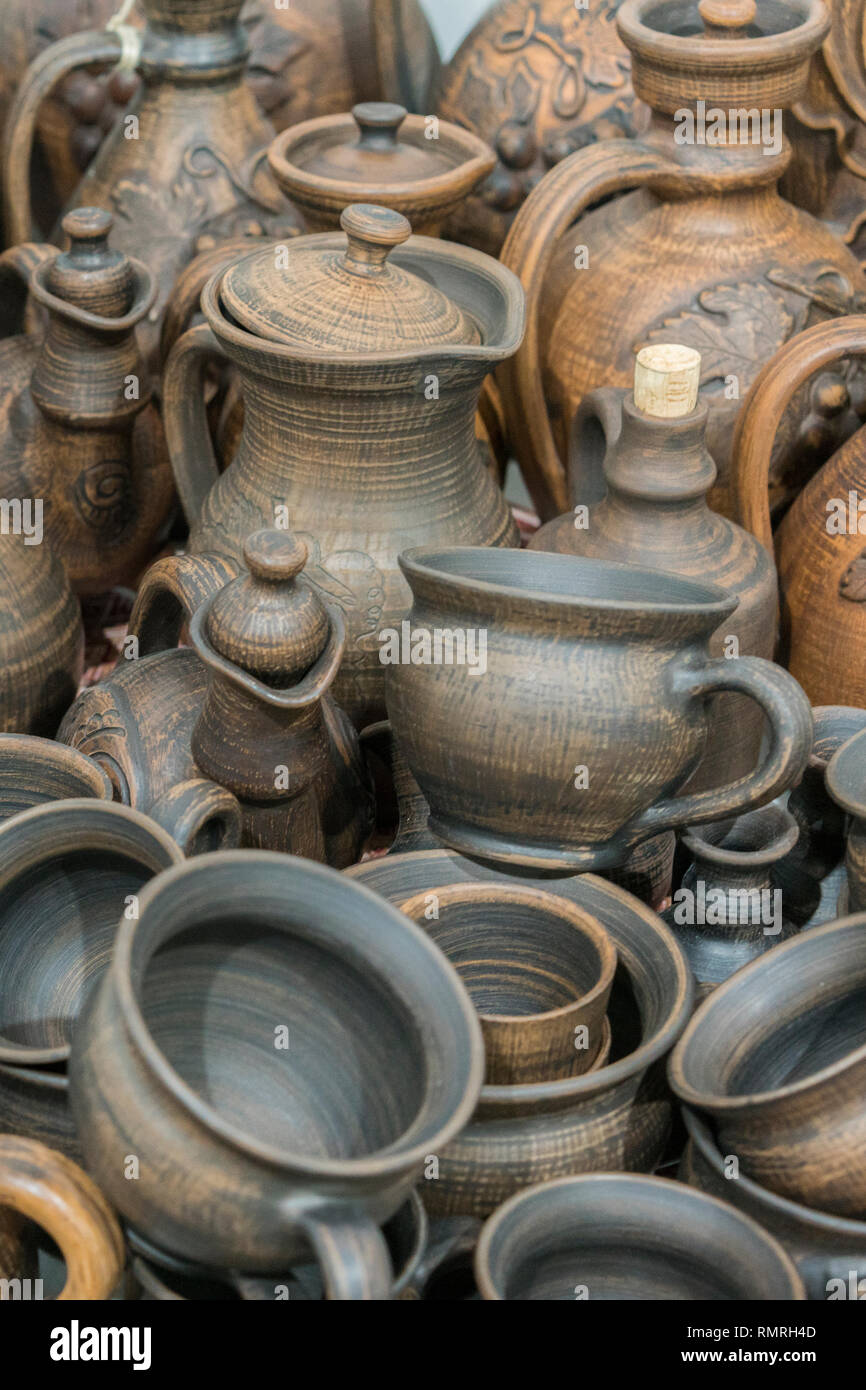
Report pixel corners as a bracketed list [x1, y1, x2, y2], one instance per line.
[421, 0, 492, 60]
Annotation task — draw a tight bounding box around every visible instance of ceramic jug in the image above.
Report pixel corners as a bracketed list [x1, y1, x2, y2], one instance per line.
[0, 209, 171, 594]
[163, 204, 523, 728]
[2, 0, 303, 366]
[531, 343, 777, 793]
[498, 0, 866, 521]
[0, 529, 83, 737]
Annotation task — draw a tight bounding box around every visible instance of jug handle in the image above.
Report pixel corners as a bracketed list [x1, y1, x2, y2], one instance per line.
[0, 1134, 125, 1300]
[498, 140, 677, 521]
[149, 779, 243, 857]
[163, 322, 228, 525]
[732, 314, 866, 552]
[1, 29, 125, 249]
[567, 386, 626, 508]
[159, 239, 261, 366]
[291, 1204, 394, 1301]
[128, 550, 241, 656]
[627, 657, 813, 839]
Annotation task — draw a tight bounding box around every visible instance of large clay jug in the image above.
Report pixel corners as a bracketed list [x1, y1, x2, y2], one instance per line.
[0, 531, 83, 737]
[163, 204, 523, 729]
[498, 0, 866, 521]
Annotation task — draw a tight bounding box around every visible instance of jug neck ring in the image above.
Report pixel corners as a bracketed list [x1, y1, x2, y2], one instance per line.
[137, 19, 249, 82]
[603, 397, 716, 505]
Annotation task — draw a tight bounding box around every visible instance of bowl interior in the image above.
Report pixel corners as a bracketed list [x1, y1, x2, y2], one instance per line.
[139, 916, 427, 1158]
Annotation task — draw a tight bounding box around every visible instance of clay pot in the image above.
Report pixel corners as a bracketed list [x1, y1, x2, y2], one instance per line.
[0, 1062, 77, 1161]
[666, 805, 801, 996]
[0, 212, 172, 594]
[0, 528, 83, 738]
[129, 1191, 427, 1301]
[268, 102, 495, 235]
[434, 0, 648, 257]
[681, 1108, 866, 1301]
[498, 0, 866, 521]
[347, 850, 693, 1218]
[826, 726, 866, 911]
[386, 546, 813, 871]
[398, 883, 616, 1084]
[69, 851, 484, 1298]
[0, 1135, 124, 1300]
[787, 705, 866, 874]
[163, 204, 523, 728]
[475, 1173, 805, 1300]
[531, 344, 778, 794]
[670, 912, 866, 1218]
[0, 734, 111, 822]
[0, 799, 183, 1069]
[732, 315, 866, 709]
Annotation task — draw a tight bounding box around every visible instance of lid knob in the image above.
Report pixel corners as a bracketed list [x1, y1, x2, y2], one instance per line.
[47, 206, 133, 318]
[353, 102, 407, 150]
[698, 0, 756, 36]
[340, 204, 412, 276]
[62, 207, 114, 256]
[243, 530, 308, 583]
[634, 344, 701, 418]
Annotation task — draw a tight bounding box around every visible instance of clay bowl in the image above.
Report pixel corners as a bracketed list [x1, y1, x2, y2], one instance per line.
[0, 800, 183, 1068]
[669, 913, 866, 1218]
[681, 1108, 866, 1301]
[474, 1174, 805, 1300]
[0, 734, 112, 821]
[69, 852, 484, 1296]
[347, 850, 693, 1217]
[398, 882, 616, 1084]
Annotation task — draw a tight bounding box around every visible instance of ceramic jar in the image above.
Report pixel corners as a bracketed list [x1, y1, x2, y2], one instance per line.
[670, 912, 866, 1219]
[163, 204, 523, 727]
[0, 529, 83, 738]
[531, 343, 778, 793]
[826, 726, 866, 911]
[70, 852, 484, 1298]
[475, 1174, 805, 1300]
[386, 546, 813, 872]
[498, 0, 866, 521]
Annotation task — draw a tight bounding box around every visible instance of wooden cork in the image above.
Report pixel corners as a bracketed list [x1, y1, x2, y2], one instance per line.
[634, 344, 701, 419]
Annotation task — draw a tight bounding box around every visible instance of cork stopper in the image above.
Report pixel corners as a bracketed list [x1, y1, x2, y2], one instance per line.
[205, 530, 331, 687]
[633, 344, 701, 419]
[46, 208, 135, 318]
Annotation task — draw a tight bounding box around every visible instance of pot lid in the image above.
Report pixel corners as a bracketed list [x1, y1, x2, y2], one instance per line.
[218, 204, 481, 353]
[205, 530, 331, 687]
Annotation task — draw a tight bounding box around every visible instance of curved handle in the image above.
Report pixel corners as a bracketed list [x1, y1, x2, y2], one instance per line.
[567, 385, 626, 507]
[731, 314, 866, 552]
[0, 242, 56, 336]
[0, 1135, 124, 1301]
[498, 140, 677, 521]
[1, 30, 123, 249]
[163, 322, 227, 525]
[628, 656, 814, 838]
[295, 1206, 394, 1301]
[149, 778, 243, 856]
[128, 551, 241, 656]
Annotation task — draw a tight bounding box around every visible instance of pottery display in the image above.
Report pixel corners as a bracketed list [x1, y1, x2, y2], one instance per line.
[0, 1135, 124, 1300]
[531, 343, 778, 794]
[1, 0, 304, 367]
[475, 1173, 805, 1300]
[732, 314, 866, 708]
[665, 805, 800, 996]
[398, 883, 616, 1083]
[681, 1108, 866, 1301]
[826, 726, 866, 911]
[163, 204, 523, 727]
[498, 0, 866, 521]
[348, 850, 693, 1217]
[670, 912, 866, 1219]
[0, 734, 112, 822]
[435, 0, 648, 257]
[0, 209, 171, 593]
[387, 546, 813, 871]
[59, 532, 373, 864]
[69, 851, 484, 1297]
[0, 528, 83, 738]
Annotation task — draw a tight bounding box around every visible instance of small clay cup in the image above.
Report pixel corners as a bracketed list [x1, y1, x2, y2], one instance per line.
[0, 734, 112, 821]
[398, 883, 615, 1083]
[475, 1174, 805, 1301]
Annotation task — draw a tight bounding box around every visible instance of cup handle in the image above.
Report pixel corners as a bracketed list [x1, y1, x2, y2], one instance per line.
[294, 1206, 394, 1301]
[567, 386, 625, 508]
[627, 657, 813, 839]
[163, 321, 227, 525]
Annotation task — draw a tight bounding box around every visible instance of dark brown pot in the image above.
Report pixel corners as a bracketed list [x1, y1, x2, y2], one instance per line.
[386, 547, 813, 871]
[347, 850, 693, 1217]
[670, 912, 866, 1218]
[0, 529, 83, 738]
[0, 1062, 77, 1161]
[0, 734, 111, 822]
[398, 882, 615, 1084]
[681, 1107, 866, 1301]
[475, 1173, 805, 1300]
[69, 851, 484, 1298]
[827, 726, 866, 912]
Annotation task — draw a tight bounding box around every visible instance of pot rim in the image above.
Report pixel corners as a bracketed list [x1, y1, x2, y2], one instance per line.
[474, 1171, 806, 1301]
[618, 0, 829, 72]
[669, 912, 866, 1112]
[681, 805, 799, 868]
[109, 850, 486, 1179]
[826, 727, 866, 818]
[0, 733, 113, 804]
